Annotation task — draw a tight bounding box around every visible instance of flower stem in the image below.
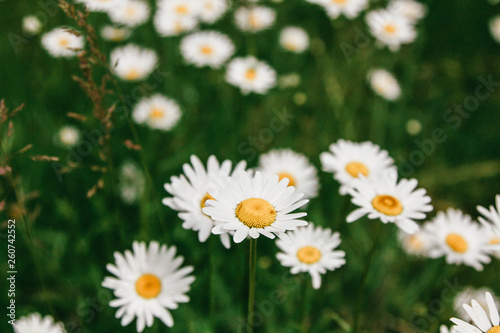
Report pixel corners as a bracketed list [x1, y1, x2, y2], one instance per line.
[351, 223, 383, 332]
[247, 238, 258, 333]
[300, 276, 309, 333]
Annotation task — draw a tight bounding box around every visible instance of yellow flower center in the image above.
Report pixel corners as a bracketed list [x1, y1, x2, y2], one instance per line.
[487, 327, 500, 333]
[384, 24, 397, 34]
[126, 7, 136, 17]
[125, 69, 140, 80]
[200, 45, 213, 55]
[174, 22, 183, 33]
[277, 172, 296, 187]
[284, 41, 297, 52]
[333, 0, 346, 3]
[176, 5, 188, 14]
[149, 107, 164, 119]
[372, 195, 403, 216]
[345, 161, 369, 178]
[135, 274, 162, 299]
[235, 198, 276, 228]
[297, 246, 322, 264]
[490, 237, 500, 245]
[245, 69, 257, 80]
[446, 233, 468, 253]
[200, 193, 215, 209]
[249, 13, 259, 29]
[59, 38, 69, 47]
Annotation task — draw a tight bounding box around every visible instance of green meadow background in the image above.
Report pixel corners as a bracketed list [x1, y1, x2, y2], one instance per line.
[1, 0, 500, 332]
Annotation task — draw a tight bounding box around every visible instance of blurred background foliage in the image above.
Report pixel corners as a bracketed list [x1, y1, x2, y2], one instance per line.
[1, 0, 500, 332]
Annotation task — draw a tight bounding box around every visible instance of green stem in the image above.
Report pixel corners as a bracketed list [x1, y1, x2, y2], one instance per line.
[300, 276, 309, 333]
[351, 223, 383, 333]
[247, 238, 258, 333]
[209, 237, 216, 327]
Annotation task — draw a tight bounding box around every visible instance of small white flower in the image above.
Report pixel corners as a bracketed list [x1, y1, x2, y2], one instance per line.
[198, 0, 228, 23]
[346, 168, 432, 234]
[100, 25, 132, 42]
[278, 73, 301, 89]
[477, 194, 500, 258]
[14, 313, 66, 333]
[320, 139, 395, 195]
[280, 27, 309, 53]
[388, 0, 427, 23]
[154, 9, 198, 36]
[366, 9, 417, 51]
[276, 223, 346, 289]
[118, 161, 145, 204]
[108, 0, 150, 27]
[258, 149, 319, 200]
[451, 292, 500, 333]
[234, 6, 276, 32]
[76, 0, 121, 12]
[22, 15, 42, 35]
[102, 241, 195, 332]
[203, 170, 309, 244]
[368, 69, 401, 101]
[180, 31, 235, 68]
[42, 27, 84, 58]
[54, 125, 81, 149]
[398, 228, 431, 257]
[320, 0, 368, 19]
[110, 44, 158, 81]
[454, 288, 500, 323]
[425, 208, 491, 271]
[132, 94, 181, 131]
[225, 56, 277, 94]
[490, 16, 500, 43]
[163, 155, 247, 249]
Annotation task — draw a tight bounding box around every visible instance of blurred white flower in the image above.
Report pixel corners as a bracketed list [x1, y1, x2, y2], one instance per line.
[15, 313, 66, 333]
[198, 0, 228, 23]
[278, 73, 301, 89]
[454, 287, 500, 323]
[405, 118, 422, 136]
[22, 15, 42, 36]
[368, 69, 401, 101]
[76, 0, 121, 12]
[110, 44, 157, 81]
[321, 0, 368, 20]
[451, 292, 500, 333]
[154, 0, 200, 36]
[366, 9, 417, 51]
[234, 6, 276, 33]
[54, 125, 81, 149]
[388, 0, 427, 23]
[477, 194, 500, 258]
[398, 228, 431, 257]
[100, 25, 132, 42]
[180, 31, 235, 68]
[225, 56, 277, 94]
[132, 94, 181, 131]
[490, 16, 500, 43]
[280, 27, 310, 53]
[108, 0, 150, 27]
[118, 161, 145, 205]
[42, 27, 84, 58]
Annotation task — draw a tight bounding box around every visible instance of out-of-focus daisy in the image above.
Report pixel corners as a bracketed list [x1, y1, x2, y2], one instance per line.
[346, 168, 432, 234]
[54, 125, 80, 149]
[398, 228, 431, 257]
[276, 223, 346, 289]
[320, 139, 395, 195]
[118, 161, 145, 205]
[278, 73, 301, 89]
[368, 69, 401, 101]
[480, 221, 500, 259]
[108, 0, 150, 27]
[406, 118, 422, 136]
[366, 9, 417, 51]
[454, 288, 500, 323]
[163, 155, 247, 249]
[478, 195, 500, 230]
[154, 0, 200, 36]
[22, 15, 42, 36]
[225, 56, 277, 94]
[321, 0, 368, 20]
[110, 44, 157, 81]
[42, 27, 84, 58]
[76, 0, 121, 12]
[440, 325, 457, 333]
[234, 6, 276, 33]
[14, 313, 66, 333]
[132, 94, 181, 131]
[102, 241, 195, 332]
[490, 16, 500, 43]
[258, 149, 319, 200]
[203, 170, 309, 244]
[425, 208, 491, 271]
[100, 25, 132, 42]
[279, 27, 309, 53]
[199, 0, 228, 23]
[388, 0, 427, 23]
[451, 292, 500, 333]
[180, 31, 235, 68]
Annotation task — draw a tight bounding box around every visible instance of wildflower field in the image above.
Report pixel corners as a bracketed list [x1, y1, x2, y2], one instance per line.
[2, 0, 500, 332]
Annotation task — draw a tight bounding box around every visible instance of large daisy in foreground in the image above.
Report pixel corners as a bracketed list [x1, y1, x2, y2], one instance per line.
[102, 241, 195, 332]
[451, 292, 500, 333]
[346, 168, 432, 234]
[203, 171, 309, 244]
[276, 223, 346, 289]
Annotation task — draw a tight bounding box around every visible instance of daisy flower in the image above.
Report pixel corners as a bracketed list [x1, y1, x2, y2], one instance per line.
[102, 241, 195, 332]
[100, 25, 132, 42]
[346, 168, 432, 234]
[425, 208, 491, 271]
[478, 195, 500, 229]
[276, 223, 346, 289]
[163, 155, 247, 249]
[203, 170, 309, 244]
[225, 56, 277, 94]
[388, 0, 427, 23]
[398, 228, 431, 257]
[234, 6, 276, 33]
[490, 16, 500, 43]
[22, 15, 42, 36]
[366, 9, 417, 51]
[451, 292, 500, 333]
[76, 0, 121, 12]
[54, 125, 80, 149]
[279, 27, 310, 53]
[480, 222, 500, 259]
[258, 149, 319, 200]
[198, 0, 228, 23]
[440, 325, 457, 333]
[321, 0, 368, 20]
[110, 44, 158, 81]
[154, 9, 198, 36]
[118, 161, 145, 205]
[320, 139, 395, 195]
[41, 27, 84, 58]
[14, 313, 66, 333]
[368, 69, 401, 101]
[108, 0, 150, 28]
[132, 94, 181, 131]
[180, 31, 235, 69]
[454, 288, 500, 323]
